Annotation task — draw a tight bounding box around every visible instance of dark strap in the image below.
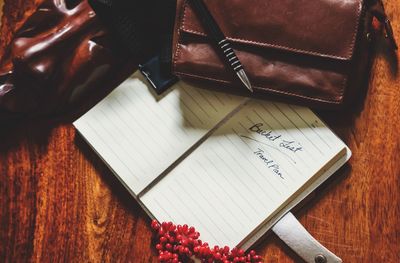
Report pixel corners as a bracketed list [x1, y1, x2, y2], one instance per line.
[369, 0, 398, 50]
[88, 0, 177, 62]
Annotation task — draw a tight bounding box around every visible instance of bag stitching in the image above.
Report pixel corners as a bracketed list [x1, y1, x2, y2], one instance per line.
[339, 73, 347, 100]
[175, 0, 349, 104]
[346, 1, 364, 59]
[174, 71, 344, 104]
[180, 0, 364, 60]
[172, 0, 187, 74]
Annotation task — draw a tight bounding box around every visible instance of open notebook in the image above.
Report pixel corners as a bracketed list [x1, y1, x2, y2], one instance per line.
[74, 71, 351, 250]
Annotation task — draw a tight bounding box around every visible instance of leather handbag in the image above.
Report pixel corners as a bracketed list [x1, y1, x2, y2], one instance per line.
[172, 0, 397, 108]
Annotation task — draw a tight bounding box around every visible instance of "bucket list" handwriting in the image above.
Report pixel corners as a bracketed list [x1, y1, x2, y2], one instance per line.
[249, 123, 303, 154]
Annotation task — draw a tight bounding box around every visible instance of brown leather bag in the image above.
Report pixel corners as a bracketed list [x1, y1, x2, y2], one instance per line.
[172, 0, 396, 108]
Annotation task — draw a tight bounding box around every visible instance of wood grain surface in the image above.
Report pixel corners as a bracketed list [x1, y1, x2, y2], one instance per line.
[0, 0, 3, 29]
[0, 1, 399, 262]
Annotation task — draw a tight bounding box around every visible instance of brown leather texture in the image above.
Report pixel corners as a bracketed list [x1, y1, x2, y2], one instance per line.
[172, 0, 373, 108]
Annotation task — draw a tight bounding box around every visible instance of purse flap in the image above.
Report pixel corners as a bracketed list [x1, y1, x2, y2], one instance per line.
[179, 0, 364, 60]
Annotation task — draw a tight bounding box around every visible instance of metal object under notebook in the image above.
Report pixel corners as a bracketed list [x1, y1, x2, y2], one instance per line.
[188, 0, 253, 92]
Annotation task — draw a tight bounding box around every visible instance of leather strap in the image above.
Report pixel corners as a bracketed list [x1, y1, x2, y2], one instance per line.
[272, 213, 342, 263]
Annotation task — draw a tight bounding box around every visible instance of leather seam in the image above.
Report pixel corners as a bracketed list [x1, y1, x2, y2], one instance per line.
[173, 0, 187, 74]
[339, 74, 347, 101]
[174, 71, 343, 104]
[346, 0, 364, 59]
[180, 0, 364, 61]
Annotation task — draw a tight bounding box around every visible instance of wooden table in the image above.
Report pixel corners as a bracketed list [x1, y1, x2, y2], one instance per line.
[1, 1, 399, 262]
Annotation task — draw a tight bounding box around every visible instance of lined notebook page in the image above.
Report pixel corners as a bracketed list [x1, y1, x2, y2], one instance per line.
[141, 100, 347, 247]
[73, 72, 245, 194]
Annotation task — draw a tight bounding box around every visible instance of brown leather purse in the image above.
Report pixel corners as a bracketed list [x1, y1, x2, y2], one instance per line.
[172, 0, 397, 108]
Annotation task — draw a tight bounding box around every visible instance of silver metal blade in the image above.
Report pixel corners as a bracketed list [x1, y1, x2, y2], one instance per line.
[236, 69, 253, 93]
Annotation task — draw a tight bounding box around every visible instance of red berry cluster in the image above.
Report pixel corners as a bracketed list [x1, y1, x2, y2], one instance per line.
[151, 220, 263, 263]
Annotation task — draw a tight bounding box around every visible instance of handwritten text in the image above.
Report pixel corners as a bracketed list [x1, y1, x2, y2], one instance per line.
[254, 148, 284, 179]
[249, 123, 303, 154]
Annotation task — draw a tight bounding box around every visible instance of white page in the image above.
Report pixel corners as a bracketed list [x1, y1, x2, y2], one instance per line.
[141, 100, 346, 248]
[74, 72, 245, 195]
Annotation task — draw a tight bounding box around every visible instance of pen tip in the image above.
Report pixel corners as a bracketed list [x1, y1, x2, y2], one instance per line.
[237, 69, 253, 93]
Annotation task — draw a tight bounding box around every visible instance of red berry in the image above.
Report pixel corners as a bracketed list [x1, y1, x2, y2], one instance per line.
[151, 220, 160, 230]
[151, 221, 263, 263]
[181, 238, 188, 246]
[253, 255, 262, 261]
